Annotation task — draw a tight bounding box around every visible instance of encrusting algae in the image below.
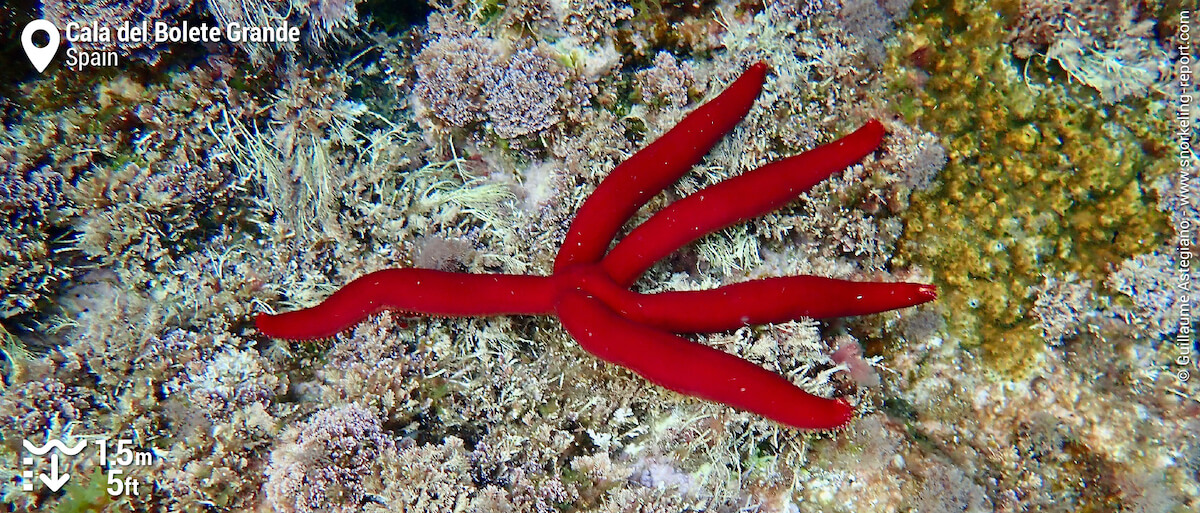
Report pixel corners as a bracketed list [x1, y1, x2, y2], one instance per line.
[889, 0, 1176, 376]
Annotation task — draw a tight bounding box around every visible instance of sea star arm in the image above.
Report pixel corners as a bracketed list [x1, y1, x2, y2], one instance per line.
[555, 290, 854, 429]
[254, 269, 557, 340]
[569, 267, 935, 333]
[614, 277, 935, 333]
[600, 120, 886, 287]
[554, 62, 769, 272]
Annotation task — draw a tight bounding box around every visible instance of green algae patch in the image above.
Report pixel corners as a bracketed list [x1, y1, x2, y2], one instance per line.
[887, 0, 1173, 376]
[55, 468, 113, 513]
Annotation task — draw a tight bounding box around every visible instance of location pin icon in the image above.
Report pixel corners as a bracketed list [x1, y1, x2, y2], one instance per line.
[22, 19, 60, 73]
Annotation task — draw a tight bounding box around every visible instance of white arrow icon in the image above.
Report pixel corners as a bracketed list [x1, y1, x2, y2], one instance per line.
[22, 19, 61, 73]
[39, 453, 70, 491]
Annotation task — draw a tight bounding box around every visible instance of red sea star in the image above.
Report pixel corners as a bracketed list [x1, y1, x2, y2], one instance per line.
[255, 62, 937, 430]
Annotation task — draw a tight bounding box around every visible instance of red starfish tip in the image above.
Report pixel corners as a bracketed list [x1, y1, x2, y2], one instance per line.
[916, 283, 938, 302]
[746, 60, 769, 80]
